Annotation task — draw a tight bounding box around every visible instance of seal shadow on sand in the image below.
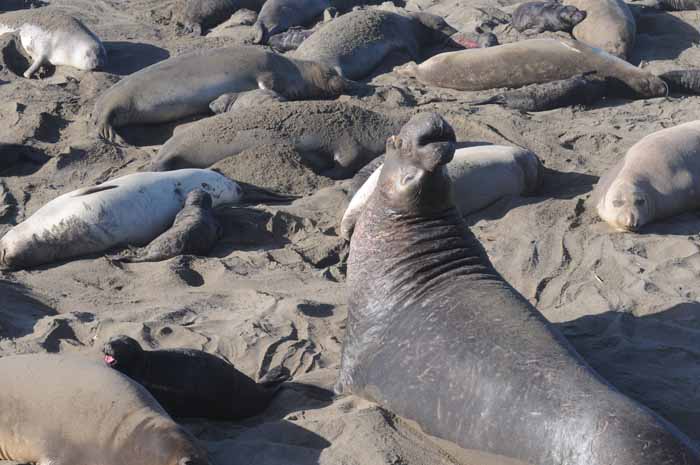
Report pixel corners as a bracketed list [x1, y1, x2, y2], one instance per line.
[558, 303, 700, 443]
[0, 280, 57, 339]
[631, 12, 700, 63]
[101, 42, 170, 76]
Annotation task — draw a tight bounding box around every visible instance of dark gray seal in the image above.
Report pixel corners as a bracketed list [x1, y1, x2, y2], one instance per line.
[103, 335, 289, 420]
[660, 69, 700, 94]
[172, 0, 265, 34]
[252, 0, 329, 44]
[291, 9, 462, 80]
[337, 112, 700, 465]
[209, 89, 288, 114]
[0, 354, 210, 465]
[469, 73, 608, 111]
[94, 46, 354, 141]
[152, 101, 409, 179]
[512, 1, 587, 32]
[107, 189, 222, 263]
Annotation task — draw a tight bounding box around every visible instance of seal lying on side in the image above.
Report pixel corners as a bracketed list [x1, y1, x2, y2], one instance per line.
[660, 69, 700, 94]
[338, 112, 700, 465]
[152, 101, 408, 179]
[564, 0, 636, 59]
[0, 354, 210, 465]
[395, 38, 667, 98]
[209, 89, 288, 114]
[512, 1, 587, 32]
[252, 0, 329, 44]
[593, 120, 700, 231]
[0, 169, 242, 270]
[0, 7, 106, 78]
[103, 335, 290, 420]
[292, 9, 465, 80]
[171, 0, 244, 35]
[469, 73, 609, 111]
[94, 46, 354, 141]
[340, 144, 542, 240]
[108, 189, 222, 263]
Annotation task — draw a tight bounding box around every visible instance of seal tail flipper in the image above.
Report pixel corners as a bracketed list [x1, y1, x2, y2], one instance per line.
[393, 61, 419, 78]
[252, 22, 267, 44]
[215, 179, 299, 205]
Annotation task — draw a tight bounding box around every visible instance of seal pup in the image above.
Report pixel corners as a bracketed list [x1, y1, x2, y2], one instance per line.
[152, 101, 408, 179]
[107, 190, 222, 263]
[94, 46, 354, 141]
[395, 38, 667, 98]
[594, 120, 700, 231]
[469, 73, 609, 111]
[292, 9, 463, 80]
[103, 335, 290, 420]
[512, 1, 587, 32]
[0, 7, 106, 78]
[172, 0, 241, 35]
[564, 0, 636, 59]
[340, 144, 542, 240]
[660, 69, 700, 94]
[0, 353, 210, 465]
[0, 169, 242, 270]
[338, 112, 700, 465]
[252, 0, 330, 44]
[209, 89, 288, 114]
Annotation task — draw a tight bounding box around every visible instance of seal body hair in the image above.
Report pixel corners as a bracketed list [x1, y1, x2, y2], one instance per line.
[564, 0, 636, 59]
[395, 38, 667, 98]
[93, 46, 353, 141]
[0, 169, 242, 270]
[0, 354, 210, 465]
[594, 120, 700, 231]
[103, 336, 289, 420]
[0, 7, 106, 78]
[338, 112, 700, 465]
[512, 1, 587, 32]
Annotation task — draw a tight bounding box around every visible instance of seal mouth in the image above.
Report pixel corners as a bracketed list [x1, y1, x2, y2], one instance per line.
[104, 354, 117, 367]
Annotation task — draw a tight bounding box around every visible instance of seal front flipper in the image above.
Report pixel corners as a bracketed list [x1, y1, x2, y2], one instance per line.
[24, 54, 46, 78]
[467, 95, 506, 106]
[258, 365, 291, 390]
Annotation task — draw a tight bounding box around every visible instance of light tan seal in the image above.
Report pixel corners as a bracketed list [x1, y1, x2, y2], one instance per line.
[593, 120, 700, 231]
[0, 353, 210, 465]
[395, 38, 667, 98]
[564, 0, 636, 59]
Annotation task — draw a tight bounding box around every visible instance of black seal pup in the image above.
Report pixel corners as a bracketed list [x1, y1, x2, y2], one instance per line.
[337, 112, 700, 465]
[103, 335, 290, 420]
[512, 1, 587, 32]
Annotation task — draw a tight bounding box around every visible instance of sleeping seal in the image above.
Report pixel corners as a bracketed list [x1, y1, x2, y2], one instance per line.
[103, 335, 290, 420]
[0, 7, 106, 78]
[395, 38, 667, 98]
[564, 0, 636, 59]
[660, 69, 700, 95]
[209, 89, 287, 114]
[594, 120, 700, 231]
[340, 144, 542, 240]
[511, 1, 587, 33]
[0, 353, 210, 465]
[252, 0, 329, 44]
[338, 112, 700, 465]
[0, 169, 242, 270]
[94, 46, 354, 141]
[172, 0, 251, 35]
[292, 9, 463, 80]
[152, 101, 408, 179]
[108, 189, 222, 263]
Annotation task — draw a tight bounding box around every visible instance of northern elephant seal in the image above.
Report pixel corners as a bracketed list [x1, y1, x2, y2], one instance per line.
[340, 144, 542, 240]
[94, 46, 355, 141]
[0, 354, 210, 465]
[209, 88, 288, 114]
[152, 101, 408, 179]
[108, 189, 222, 263]
[594, 120, 700, 231]
[338, 112, 700, 465]
[0, 169, 242, 270]
[252, 0, 329, 44]
[660, 69, 700, 94]
[172, 0, 249, 35]
[564, 0, 636, 59]
[512, 1, 587, 32]
[0, 7, 106, 78]
[395, 38, 667, 98]
[103, 335, 290, 420]
[292, 9, 462, 80]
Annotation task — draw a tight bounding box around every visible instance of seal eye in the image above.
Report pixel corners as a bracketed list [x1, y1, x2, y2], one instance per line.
[634, 199, 646, 206]
[612, 200, 625, 208]
[401, 174, 415, 186]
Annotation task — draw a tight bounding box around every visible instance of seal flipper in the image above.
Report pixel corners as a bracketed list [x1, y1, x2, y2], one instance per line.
[71, 184, 118, 197]
[258, 365, 291, 390]
[467, 94, 506, 106]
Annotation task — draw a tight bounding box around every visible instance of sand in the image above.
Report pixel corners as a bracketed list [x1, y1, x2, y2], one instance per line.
[0, 0, 699, 463]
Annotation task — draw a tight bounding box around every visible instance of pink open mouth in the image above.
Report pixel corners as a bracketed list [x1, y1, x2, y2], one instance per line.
[104, 355, 116, 366]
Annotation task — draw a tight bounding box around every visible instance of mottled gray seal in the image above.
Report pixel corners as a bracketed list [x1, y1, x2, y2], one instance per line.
[94, 46, 354, 141]
[252, 0, 329, 44]
[0, 170, 242, 270]
[593, 120, 700, 231]
[340, 144, 543, 240]
[564, 0, 636, 59]
[337, 112, 700, 465]
[469, 73, 609, 111]
[103, 335, 290, 420]
[107, 189, 222, 263]
[268, 27, 316, 52]
[512, 1, 587, 32]
[209, 88, 287, 114]
[152, 101, 408, 179]
[0, 7, 106, 78]
[292, 9, 462, 80]
[395, 38, 667, 98]
[0, 354, 210, 465]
